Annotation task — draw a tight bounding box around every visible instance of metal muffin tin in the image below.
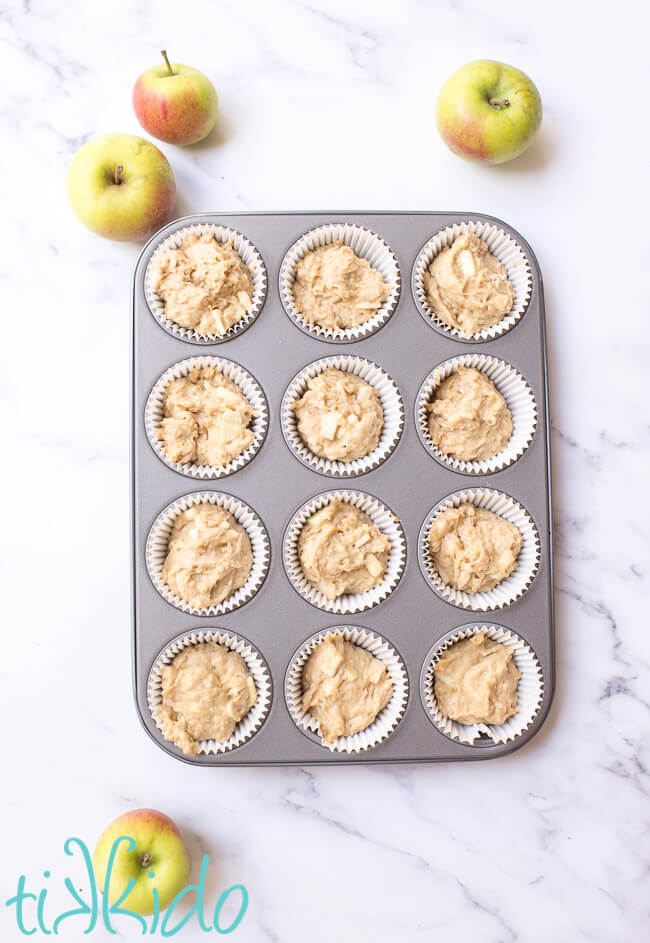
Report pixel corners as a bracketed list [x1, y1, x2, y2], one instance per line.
[131, 212, 554, 766]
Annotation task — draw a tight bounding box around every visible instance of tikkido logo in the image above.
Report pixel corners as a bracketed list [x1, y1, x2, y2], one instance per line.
[5, 837, 248, 936]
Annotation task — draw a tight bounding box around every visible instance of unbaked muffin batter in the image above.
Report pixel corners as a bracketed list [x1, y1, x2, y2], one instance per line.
[424, 232, 514, 337]
[149, 232, 254, 336]
[298, 498, 391, 600]
[302, 634, 393, 744]
[427, 366, 513, 461]
[292, 242, 390, 331]
[433, 630, 521, 725]
[158, 365, 258, 469]
[159, 641, 257, 755]
[162, 504, 253, 609]
[428, 503, 522, 594]
[293, 367, 384, 462]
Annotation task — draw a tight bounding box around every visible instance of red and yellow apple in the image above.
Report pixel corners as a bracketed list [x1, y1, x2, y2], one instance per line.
[436, 60, 542, 165]
[133, 51, 219, 146]
[93, 808, 191, 916]
[67, 134, 176, 241]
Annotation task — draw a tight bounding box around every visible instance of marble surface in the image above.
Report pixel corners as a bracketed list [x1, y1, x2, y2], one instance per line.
[2, 0, 649, 939]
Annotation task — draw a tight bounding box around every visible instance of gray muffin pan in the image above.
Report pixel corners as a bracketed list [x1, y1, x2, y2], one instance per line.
[131, 212, 554, 766]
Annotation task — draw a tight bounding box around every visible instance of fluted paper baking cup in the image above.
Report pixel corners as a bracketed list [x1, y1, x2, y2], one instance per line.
[415, 355, 537, 475]
[420, 623, 543, 746]
[145, 356, 269, 480]
[146, 491, 270, 616]
[418, 489, 540, 611]
[281, 356, 404, 477]
[279, 223, 401, 343]
[148, 629, 272, 755]
[412, 220, 532, 342]
[144, 223, 267, 344]
[283, 490, 406, 614]
[285, 626, 409, 753]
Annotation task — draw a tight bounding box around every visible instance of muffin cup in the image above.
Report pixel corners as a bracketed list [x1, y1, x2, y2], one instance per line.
[148, 628, 272, 756]
[420, 623, 543, 746]
[146, 491, 270, 616]
[415, 354, 537, 475]
[285, 625, 409, 753]
[411, 220, 532, 342]
[281, 355, 404, 478]
[279, 222, 401, 343]
[418, 488, 540, 611]
[145, 356, 269, 480]
[283, 490, 406, 614]
[144, 223, 267, 344]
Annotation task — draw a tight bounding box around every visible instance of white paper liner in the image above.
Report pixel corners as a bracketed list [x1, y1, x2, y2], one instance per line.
[281, 356, 404, 478]
[285, 626, 409, 753]
[148, 629, 272, 755]
[420, 623, 543, 746]
[418, 489, 540, 611]
[278, 223, 401, 343]
[415, 354, 537, 475]
[144, 223, 267, 344]
[145, 356, 269, 480]
[146, 491, 270, 616]
[411, 220, 532, 342]
[283, 490, 406, 614]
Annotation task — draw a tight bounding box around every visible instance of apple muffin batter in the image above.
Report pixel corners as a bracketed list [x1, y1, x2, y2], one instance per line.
[292, 242, 390, 331]
[157, 365, 258, 469]
[298, 498, 391, 600]
[293, 368, 384, 462]
[433, 630, 521, 725]
[162, 504, 253, 609]
[302, 634, 393, 744]
[428, 503, 522, 594]
[423, 232, 515, 337]
[159, 641, 257, 755]
[149, 232, 254, 336]
[427, 366, 513, 461]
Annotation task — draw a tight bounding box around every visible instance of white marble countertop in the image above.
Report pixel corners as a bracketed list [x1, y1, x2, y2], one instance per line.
[2, 0, 649, 939]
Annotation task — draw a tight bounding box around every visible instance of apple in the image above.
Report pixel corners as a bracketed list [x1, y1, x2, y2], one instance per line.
[133, 50, 219, 146]
[93, 808, 191, 916]
[67, 134, 176, 241]
[436, 60, 542, 164]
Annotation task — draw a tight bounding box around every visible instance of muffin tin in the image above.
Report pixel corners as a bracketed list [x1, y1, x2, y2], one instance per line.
[131, 212, 554, 766]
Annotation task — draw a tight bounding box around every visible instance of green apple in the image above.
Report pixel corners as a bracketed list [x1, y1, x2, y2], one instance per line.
[93, 808, 191, 916]
[133, 50, 218, 146]
[67, 134, 175, 241]
[436, 60, 542, 164]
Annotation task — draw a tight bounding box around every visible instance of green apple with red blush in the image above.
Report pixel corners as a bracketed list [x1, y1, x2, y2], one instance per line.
[67, 133, 176, 241]
[93, 808, 191, 916]
[436, 59, 542, 164]
[133, 50, 219, 146]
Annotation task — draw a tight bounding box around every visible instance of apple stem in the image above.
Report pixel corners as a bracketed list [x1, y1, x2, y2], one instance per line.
[141, 853, 152, 869]
[488, 97, 510, 110]
[114, 165, 124, 185]
[161, 49, 174, 76]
